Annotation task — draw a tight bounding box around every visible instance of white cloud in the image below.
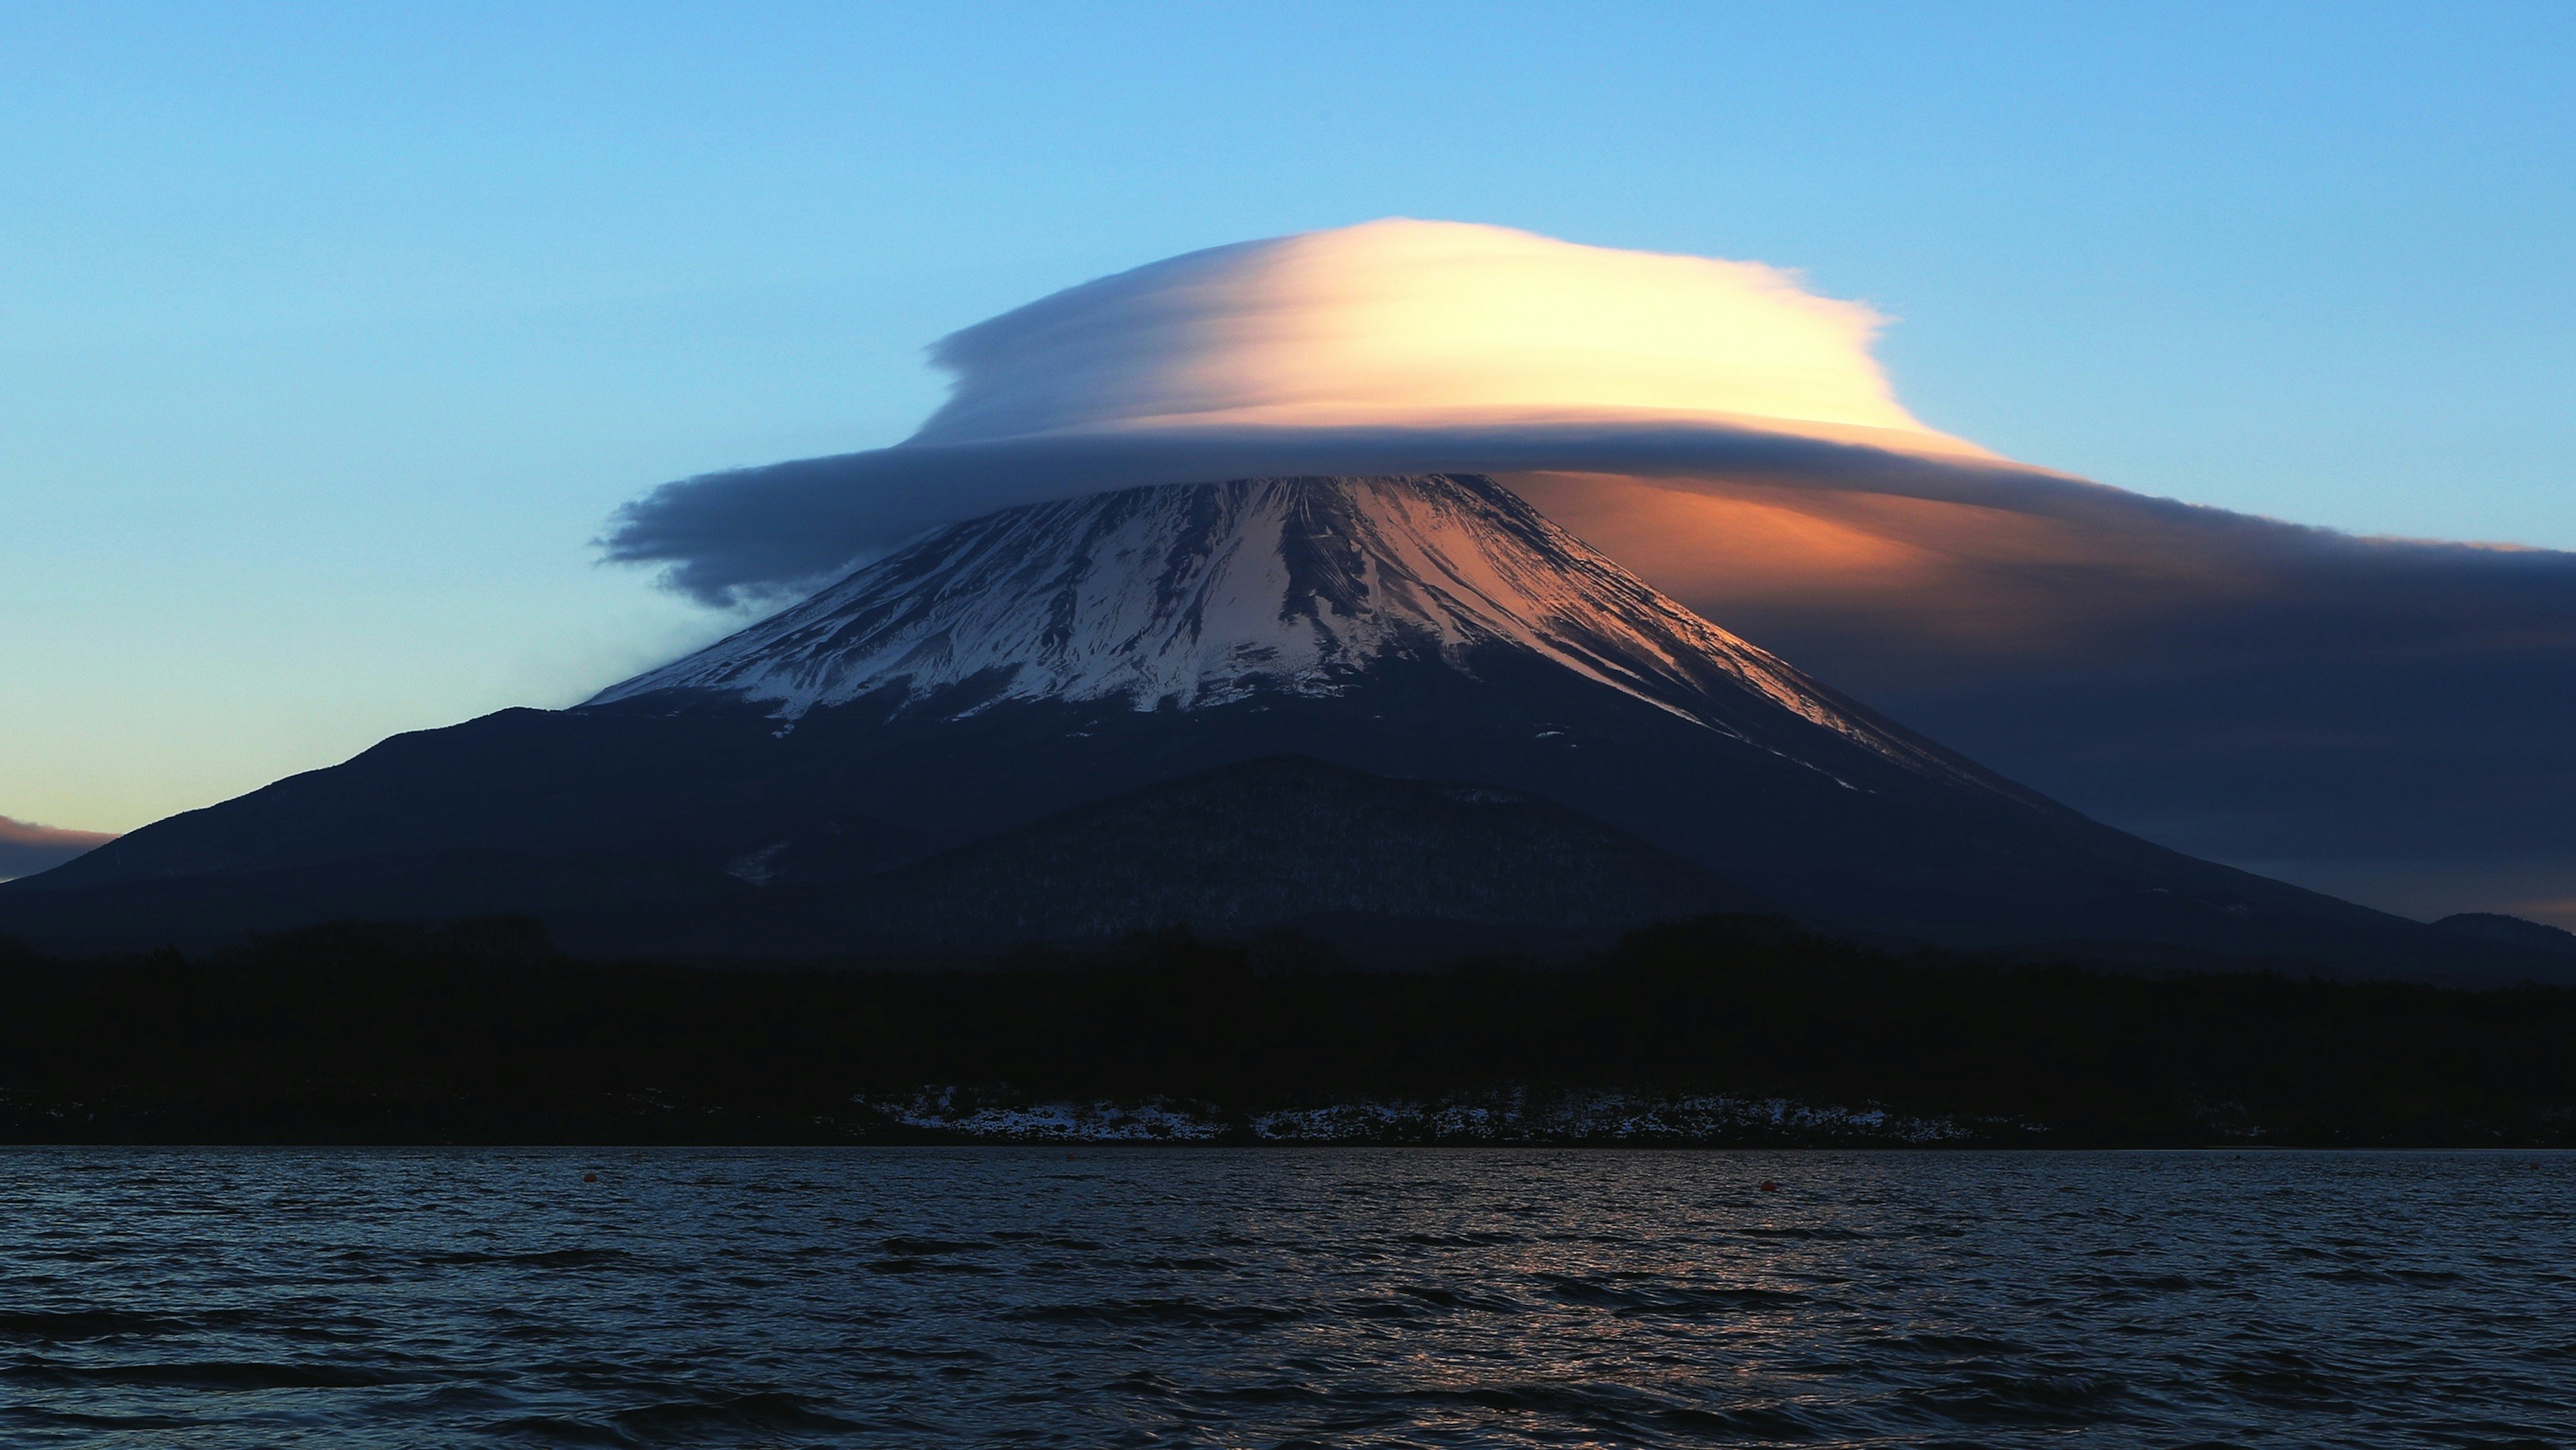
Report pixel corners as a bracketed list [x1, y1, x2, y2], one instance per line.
[913, 219, 1977, 451]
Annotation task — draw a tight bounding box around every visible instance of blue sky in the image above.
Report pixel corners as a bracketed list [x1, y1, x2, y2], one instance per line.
[4, 2, 2570, 832]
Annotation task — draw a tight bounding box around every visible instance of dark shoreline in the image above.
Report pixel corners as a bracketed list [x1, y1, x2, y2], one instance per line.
[7, 915, 2575, 1149]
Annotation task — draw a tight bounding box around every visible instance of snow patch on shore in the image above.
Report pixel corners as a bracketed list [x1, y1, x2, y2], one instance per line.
[858, 1087, 1991, 1145]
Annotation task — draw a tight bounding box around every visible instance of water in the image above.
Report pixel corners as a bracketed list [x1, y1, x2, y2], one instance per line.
[2, 1149, 2571, 1448]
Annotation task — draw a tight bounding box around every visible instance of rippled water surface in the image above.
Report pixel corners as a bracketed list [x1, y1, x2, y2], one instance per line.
[3, 1148, 2572, 1447]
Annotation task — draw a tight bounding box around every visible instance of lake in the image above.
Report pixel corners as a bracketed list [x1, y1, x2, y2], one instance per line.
[3, 1147, 2569, 1447]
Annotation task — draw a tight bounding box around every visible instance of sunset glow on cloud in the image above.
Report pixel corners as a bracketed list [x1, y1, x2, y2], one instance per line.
[911, 219, 1986, 458]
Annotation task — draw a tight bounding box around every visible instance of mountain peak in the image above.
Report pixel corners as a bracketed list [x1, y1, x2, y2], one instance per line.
[591, 473, 1969, 785]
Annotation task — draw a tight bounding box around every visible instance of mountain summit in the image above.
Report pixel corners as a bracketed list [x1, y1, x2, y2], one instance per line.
[594, 473, 1981, 796]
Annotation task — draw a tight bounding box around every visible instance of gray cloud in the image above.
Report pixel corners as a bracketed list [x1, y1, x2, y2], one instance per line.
[597, 421, 2083, 607]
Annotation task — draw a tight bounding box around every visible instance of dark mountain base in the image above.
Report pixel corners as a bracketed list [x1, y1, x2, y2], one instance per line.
[14, 677, 2568, 982]
[637, 755, 1775, 962]
[7, 916, 2576, 1147]
[0, 758, 1771, 966]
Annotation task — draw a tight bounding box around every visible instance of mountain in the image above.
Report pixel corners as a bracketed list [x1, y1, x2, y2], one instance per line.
[6, 474, 2555, 980]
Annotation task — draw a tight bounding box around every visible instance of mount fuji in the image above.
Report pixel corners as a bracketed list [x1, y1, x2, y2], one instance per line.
[0, 474, 2510, 974]
[594, 472, 1981, 780]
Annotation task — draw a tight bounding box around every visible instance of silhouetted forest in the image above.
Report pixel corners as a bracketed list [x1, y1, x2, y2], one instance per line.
[2, 916, 2572, 1145]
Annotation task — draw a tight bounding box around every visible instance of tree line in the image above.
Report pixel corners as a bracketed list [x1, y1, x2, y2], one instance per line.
[2, 915, 2572, 1145]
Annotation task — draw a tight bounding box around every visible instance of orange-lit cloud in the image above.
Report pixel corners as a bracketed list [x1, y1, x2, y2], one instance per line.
[913, 219, 1986, 458]
[1499, 470, 2282, 668]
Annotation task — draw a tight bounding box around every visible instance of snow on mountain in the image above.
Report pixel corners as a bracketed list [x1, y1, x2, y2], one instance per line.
[591, 474, 1976, 786]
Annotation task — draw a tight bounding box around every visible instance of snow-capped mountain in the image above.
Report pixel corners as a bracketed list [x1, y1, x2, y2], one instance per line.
[13, 473, 2455, 971]
[594, 473, 1986, 794]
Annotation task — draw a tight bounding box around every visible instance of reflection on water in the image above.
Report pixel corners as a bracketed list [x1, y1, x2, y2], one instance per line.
[2, 1148, 2570, 1447]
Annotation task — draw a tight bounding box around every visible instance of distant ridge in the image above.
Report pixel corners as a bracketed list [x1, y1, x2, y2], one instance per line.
[2432, 913, 2576, 957]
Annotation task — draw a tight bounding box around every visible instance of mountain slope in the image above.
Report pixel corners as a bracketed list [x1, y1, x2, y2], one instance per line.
[674, 754, 1776, 961]
[0, 758, 1773, 963]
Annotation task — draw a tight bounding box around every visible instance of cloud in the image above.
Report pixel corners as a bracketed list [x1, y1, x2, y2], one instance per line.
[1509, 469, 2576, 915]
[601, 219, 1994, 605]
[910, 218, 1970, 446]
[597, 219, 2576, 922]
[0, 816, 117, 882]
[600, 420, 2050, 607]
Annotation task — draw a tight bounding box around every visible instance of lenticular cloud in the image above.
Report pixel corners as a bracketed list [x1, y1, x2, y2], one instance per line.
[909, 218, 1976, 450]
[601, 219, 2017, 605]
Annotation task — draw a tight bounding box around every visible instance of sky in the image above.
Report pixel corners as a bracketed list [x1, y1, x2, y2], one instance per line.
[3, 2, 2571, 835]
